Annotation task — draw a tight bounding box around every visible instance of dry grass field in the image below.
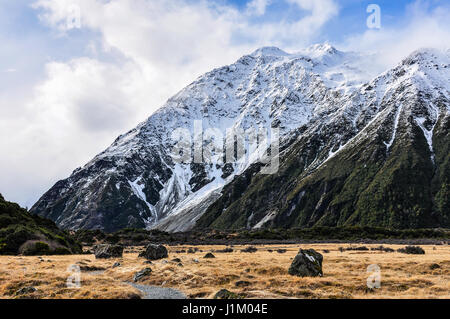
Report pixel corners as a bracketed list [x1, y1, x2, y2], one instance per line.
[0, 244, 448, 299]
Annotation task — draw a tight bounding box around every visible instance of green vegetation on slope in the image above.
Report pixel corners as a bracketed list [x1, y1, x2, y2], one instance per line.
[195, 107, 450, 231]
[0, 194, 82, 255]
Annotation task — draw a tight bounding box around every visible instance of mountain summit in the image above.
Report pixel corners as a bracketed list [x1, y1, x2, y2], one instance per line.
[30, 45, 450, 232]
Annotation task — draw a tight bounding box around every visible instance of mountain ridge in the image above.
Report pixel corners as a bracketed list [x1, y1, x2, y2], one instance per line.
[30, 44, 450, 232]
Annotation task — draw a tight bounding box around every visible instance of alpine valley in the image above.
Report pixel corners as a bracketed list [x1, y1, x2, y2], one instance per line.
[30, 44, 450, 233]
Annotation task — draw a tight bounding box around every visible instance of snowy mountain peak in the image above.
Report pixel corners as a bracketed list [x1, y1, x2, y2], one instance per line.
[30, 46, 450, 232]
[299, 42, 340, 58]
[402, 47, 450, 66]
[250, 46, 289, 57]
[249, 43, 341, 59]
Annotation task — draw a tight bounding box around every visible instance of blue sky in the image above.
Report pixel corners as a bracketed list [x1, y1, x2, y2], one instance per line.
[0, 0, 449, 207]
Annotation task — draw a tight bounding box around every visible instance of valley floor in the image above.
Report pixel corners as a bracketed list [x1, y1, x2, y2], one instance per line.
[0, 244, 449, 299]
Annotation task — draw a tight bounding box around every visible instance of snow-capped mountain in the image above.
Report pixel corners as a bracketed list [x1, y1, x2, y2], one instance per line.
[31, 44, 450, 232]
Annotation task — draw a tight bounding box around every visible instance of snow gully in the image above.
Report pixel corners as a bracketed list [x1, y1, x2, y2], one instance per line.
[170, 120, 280, 175]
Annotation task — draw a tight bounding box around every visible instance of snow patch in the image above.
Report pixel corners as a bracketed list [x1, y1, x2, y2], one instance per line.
[415, 117, 436, 163]
[253, 211, 277, 229]
[384, 104, 403, 152]
[304, 253, 315, 263]
[128, 177, 157, 223]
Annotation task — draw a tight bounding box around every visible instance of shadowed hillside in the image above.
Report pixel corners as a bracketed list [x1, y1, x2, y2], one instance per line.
[0, 194, 81, 255]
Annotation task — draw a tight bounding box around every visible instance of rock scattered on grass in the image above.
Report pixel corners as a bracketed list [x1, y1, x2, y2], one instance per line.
[241, 246, 257, 253]
[139, 244, 168, 260]
[93, 244, 123, 259]
[429, 263, 440, 270]
[397, 246, 425, 255]
[134, 268, 152, 282]
[288, 248, 323, 277]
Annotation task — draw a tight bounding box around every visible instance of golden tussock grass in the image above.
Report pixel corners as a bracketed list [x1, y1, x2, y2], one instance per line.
[0, 244, 448, 299]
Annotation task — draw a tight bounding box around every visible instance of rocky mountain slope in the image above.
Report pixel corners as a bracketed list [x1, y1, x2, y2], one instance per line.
[31, 45, 450, 232]
[196, 49, 450, 230]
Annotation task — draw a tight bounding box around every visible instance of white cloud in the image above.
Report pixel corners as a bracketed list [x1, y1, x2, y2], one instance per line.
[246, 0, 271, 16]
[287, 0, 339, 31]
[340, 1, 450, 69]
[31, 59, 144, 133]
[0, 58, 147, 207]
[1, 0, 252, 205]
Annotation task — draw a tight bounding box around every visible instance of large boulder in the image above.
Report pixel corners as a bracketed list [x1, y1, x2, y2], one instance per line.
[288, 249, 323, 277]
[93, 244, 123, 259]
[139, 244, 168, 260]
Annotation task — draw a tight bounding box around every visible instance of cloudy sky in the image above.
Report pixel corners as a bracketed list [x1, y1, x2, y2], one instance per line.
[1, 0, 449, 207]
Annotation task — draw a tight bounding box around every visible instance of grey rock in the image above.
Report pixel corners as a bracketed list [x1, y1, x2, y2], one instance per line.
[134, 268, 152, 282]
[288, 249, 323, 277]
[204, 252, 215, 258]
[93, 244, 123, 259]
[139, 244, 168, 260]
